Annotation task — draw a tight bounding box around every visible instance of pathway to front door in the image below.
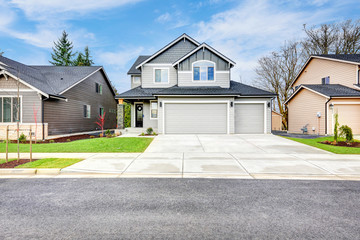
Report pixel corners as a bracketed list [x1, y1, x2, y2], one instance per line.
[62, 134, 360, 180]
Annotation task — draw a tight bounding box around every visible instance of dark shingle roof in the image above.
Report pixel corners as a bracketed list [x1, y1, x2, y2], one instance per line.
[0, 55, 107, 97]
[32, 66, 102, 94]
[116, 81, 275, 99]
[316, 54, 360, 63]
[303, 84, 360, 97]
[127, 56, 150, 75]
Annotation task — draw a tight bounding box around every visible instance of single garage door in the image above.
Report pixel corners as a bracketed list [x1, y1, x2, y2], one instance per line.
[235, 103, 264, 134]
[335, 104, 360, 134]
[164, 103, 227, 134]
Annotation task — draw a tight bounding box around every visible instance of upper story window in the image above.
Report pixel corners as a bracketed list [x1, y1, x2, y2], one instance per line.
[193, 61, 215, 81]
[95, 83, 103, 94]
[154, 68, 169, 83]
[321, 76, 330, 84]
[133, 76, 141, 83]
[0, 97, 21, 123]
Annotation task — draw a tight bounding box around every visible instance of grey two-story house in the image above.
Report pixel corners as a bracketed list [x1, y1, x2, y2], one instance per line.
[116, 34, 275, 134]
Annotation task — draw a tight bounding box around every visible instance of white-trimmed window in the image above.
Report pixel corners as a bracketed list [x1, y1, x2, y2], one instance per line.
[84, 105, 91, 118]
[150, 101, 158, 119]
[154, 68, 169, 83]
[133, 76, 141, 83]
[96, 83, 103, 94]
[0, 97, 21, 123]
[193, 61, 215, 81]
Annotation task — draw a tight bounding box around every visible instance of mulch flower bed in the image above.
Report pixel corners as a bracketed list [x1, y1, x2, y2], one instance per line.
[9, 134, 98, 144]
[321, 141, 360, 148]
[0, 159, 40, 168]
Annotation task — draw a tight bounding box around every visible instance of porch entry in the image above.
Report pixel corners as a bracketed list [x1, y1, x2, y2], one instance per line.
[135, 103, 143, 128]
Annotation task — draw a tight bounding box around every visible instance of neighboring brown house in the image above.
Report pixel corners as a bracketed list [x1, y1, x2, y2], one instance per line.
[271, 111, 282, 131]
[0, 55, 117, 139]
[285, 55, 360, 135]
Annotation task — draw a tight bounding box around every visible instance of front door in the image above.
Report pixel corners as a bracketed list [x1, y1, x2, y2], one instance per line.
[135, 103, 143, 128]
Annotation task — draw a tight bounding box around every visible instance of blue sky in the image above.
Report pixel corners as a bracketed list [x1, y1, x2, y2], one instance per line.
[0, 0, 359, 92]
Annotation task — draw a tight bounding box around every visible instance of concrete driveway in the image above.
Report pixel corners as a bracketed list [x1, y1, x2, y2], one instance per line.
[61, 134, 360, 180]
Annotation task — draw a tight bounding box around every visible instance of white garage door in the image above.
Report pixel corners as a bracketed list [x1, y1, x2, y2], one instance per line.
[235, 103, 264, 134]
[164, 103, 228, 134]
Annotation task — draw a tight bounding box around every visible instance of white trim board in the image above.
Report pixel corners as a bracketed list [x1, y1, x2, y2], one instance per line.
[234, 101, 267, 134]
[162, 100, 230, 134]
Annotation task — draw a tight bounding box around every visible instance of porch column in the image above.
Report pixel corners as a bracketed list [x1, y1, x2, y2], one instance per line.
[117, 99, 125, 129]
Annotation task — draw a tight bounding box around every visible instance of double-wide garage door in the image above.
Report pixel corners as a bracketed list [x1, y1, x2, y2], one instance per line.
[235, 103, 265, 134]
[164, 103, 228, 134]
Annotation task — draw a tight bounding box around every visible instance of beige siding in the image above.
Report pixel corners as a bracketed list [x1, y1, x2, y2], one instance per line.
[288, 88, 327, 135]
[178, 71, 230, 88]
[272, 112, 282, 131]
[141, 64, 177, 88]
[294, 58, 357, 88]
[328, 98, 360, 135]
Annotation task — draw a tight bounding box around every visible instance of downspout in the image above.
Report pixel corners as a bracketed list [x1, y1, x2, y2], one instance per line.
[324, 97, 332, 136]
[42, 96, 49, 140]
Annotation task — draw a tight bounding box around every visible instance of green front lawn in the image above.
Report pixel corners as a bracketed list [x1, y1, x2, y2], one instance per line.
[285, 136, 360, 154]
[0, 137, 153, 153]
[0, 158, 16, 164]
[16, 158, 83, 168]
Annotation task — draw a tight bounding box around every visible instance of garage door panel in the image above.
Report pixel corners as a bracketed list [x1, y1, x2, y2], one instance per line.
[335, 105, 360, 134]
[235, 103, 264, 134]
[165, 103, 227, 134]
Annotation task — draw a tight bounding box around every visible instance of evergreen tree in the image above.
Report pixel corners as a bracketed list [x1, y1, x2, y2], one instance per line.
[0, 49, 3, 56]
[49, 31, 76, 66]
[74, 46, 94, 66]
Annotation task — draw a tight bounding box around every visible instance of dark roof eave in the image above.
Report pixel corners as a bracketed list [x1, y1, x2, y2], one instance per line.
[115, 96, 156, 100]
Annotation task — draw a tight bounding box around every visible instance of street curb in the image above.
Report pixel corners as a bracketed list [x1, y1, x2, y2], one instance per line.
[0, 169, 36, 175]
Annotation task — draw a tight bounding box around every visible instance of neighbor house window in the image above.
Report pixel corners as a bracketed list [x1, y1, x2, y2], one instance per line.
[95, 83, 103, 94]
[321, 76, 330, 84]
[99, 107, 104, 117]
[84, 105, 91, 118]
[150, 101, 158, 119]
[133, 76, 141, 83]
[0, 97, 21, 123]
[193, 61, 215, 81]
[154, 69, 169, 83]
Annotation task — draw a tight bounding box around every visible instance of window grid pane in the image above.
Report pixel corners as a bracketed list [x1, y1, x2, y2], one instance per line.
[193, 67, 200, 80]
[3, 97, 11, 123]
[155, 69, 161, 82]
[208, 67, 214, 80]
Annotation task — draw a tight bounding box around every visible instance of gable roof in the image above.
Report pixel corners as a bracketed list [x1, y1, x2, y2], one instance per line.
[290, 54, 360, 88]
[135, 33, 200, 69]
[285, 84, 360, 104]
[127, 55, 150, 75]
[116, 81, 275, 99]
[0, 55, 115, 97]
[172, 43, 236, 67]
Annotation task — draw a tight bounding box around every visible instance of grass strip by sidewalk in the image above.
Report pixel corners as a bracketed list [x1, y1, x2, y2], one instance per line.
[0, 159, 16, 164]
[15, 158, 83, 168]
[284, 136, 360, 154]
[0, 137, 153, 153]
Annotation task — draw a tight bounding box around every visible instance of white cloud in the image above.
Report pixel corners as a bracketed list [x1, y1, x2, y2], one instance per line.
[10, 0, 143, 20]
[156, 13, 172, 23]
[192, 0, 340, 85]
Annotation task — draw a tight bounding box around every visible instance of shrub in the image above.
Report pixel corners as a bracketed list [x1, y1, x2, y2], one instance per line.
[90, 135, 95, 139]
[49, 140, 55, 143]
[334, 113, 339, 143]
[146, 127, 153, 135]
[339, 125, 353, 142]
[19, 133, 27, 143]
[105, 129, 111, 135]
[141, 132, 145, 136]
[153, 132, 157, 135]
[66, 139, 71, 142]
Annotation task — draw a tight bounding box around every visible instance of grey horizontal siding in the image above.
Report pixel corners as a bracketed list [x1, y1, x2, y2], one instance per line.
[149, 39, 197, 63]
[141, 65, 177, 88]
[44, 70, 117, 135]
[178, 48, 229, 71]
[131, 75, 141, 89]
[178, 71, 230, 88]
[0, 76, 42, 123]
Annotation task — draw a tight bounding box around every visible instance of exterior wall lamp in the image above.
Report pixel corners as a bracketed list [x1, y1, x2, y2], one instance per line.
[159, 101, 162, 108]
[329, 103, 334, 110]
[230, 102, 233, 107]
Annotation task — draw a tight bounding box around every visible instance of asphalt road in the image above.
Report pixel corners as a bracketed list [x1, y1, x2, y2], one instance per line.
[1, 179, 359, 240]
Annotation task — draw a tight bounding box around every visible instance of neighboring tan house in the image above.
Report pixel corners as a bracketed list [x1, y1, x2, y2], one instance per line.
[285, 54, 360, 135]
[0, 55, 117, 139]
[116, 34, 275, 134]
[271, 111, 282, 131]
